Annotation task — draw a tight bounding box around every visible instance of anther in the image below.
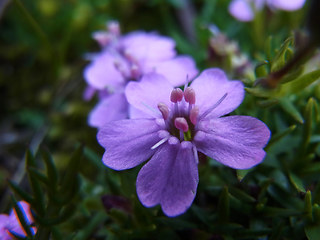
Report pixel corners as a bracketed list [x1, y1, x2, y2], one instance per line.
[190, 106, 199, 125]
[184, 87, 196, 104]
[174, 117, 189, 132]
[158, 103, 169, 120]
[170, 88, 183, 103]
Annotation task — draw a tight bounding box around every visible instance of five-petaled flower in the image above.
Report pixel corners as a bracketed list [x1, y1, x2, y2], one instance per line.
[84, 21, 198, 128]
[97, 68, 271, 217]
[229, 0, 306, 22]
[0, 201, 36, 240]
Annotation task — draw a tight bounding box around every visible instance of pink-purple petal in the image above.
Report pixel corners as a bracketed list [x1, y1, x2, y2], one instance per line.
[137, 140, 198, 217]
[143, 56, 198, 86]
[267, 0, 305, 11]
[125, 73, 173, 118]
[229, 0, 255, 22]
[194, 116, 270, 169]
[190, 68, 244, 119]
[88, 93, 128, 128]
[121, 31, 176, 62]
[84, 50, 126, 91]
[98, 119, 163, 170]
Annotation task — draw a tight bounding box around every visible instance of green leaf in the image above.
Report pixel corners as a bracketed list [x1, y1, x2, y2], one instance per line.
[229, 186, 256, 203]
[271, 36, 293, 73]
[305, 191, 313, 222]
[305, 224, 320, 240]
[41, 149, 58, 187]
[302, 98, 316, 150]
[28, 167, 49, 186]
[255, 61, 269, 78]
[279, 98, 304, 124]
[58, 145, 83, 202]
[288, 172, 306, 193]
[218, 186, 229, 222]
[25, 150, 45, 216]
[280, 69, 320, 95]
[265, 125, 296, 150]
[245, 87, 276, 98]
[8, 180, 33, 203]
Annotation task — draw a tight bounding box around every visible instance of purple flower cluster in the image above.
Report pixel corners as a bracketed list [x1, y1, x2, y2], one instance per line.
[84, 21, 198, 128]
[0, 201, 36, 239]
[85, 22, 271, 217]
[229, 0, 306, 22]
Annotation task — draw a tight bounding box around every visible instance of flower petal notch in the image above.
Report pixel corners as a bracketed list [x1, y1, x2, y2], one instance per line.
[98, 68, 271, 217]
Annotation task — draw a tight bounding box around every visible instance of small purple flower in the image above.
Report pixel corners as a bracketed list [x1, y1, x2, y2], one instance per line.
[229, 0, 306, 22]
[97, 68, 270, 217]
[84, 21, 198, 128]
[0, 201, 36, 239]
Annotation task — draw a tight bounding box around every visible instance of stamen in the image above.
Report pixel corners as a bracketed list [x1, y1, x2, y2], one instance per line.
[184, 87, 196, 104]
[174, 117, 189, 132]
[170, 88, 183, 103]
[157, 102, 169, 120]
[151, 137, 168, 150]
[192, 145, 199, 164]
[200, 93, 228, 119]
[190, 106, 199, 125]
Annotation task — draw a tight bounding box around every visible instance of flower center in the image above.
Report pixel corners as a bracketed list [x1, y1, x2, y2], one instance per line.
[157, 87, 199, 142]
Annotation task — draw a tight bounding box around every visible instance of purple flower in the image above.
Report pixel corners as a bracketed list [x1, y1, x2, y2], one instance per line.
[229, 0, 306, 22]
[0, 201, 36, 239]
[97, 68, 270, 217]
[84, 21, 198, 128]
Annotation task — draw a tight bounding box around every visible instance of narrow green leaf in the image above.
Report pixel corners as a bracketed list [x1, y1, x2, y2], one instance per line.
[257, 98, 279, 108]
[271, 36, 293, 72]
[280, 69, 320, 95]
[288, 172, 306, 193]
[305, 224, 320, 240]
[25, 150, 45, 216]
[11, 195, 34, 237]
[265, 125, 296, 150]
[245, 87, 275, 98]
[229, 186, 256, 203]
[218, 187, 229, 222]
[41, 149, 58, 187]
[28, 167, 49, 186]
[305, 191, 313, 222]
[279, 98, 304, 124]
[58, 145, 83, 201]
[255, 61, 269, 78]
[8, 181, 33, 203]
[302, 98, 316, 150]
[279, 66, 304, 84]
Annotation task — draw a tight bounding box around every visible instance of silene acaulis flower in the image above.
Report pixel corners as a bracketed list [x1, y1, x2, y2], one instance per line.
[97, 68, 271, 217]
